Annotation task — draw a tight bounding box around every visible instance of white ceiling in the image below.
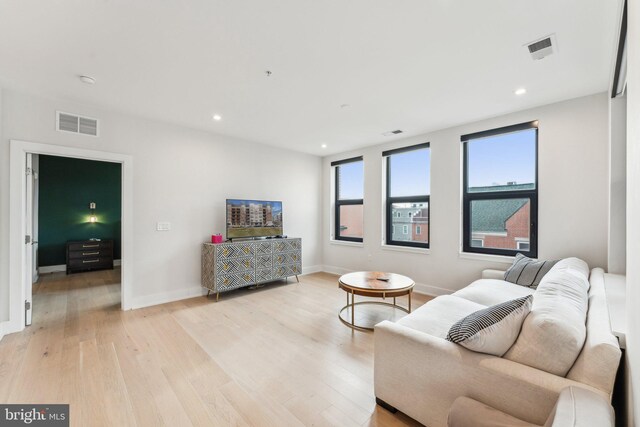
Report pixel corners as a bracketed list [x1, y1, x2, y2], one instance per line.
[0, 0, 622, 156]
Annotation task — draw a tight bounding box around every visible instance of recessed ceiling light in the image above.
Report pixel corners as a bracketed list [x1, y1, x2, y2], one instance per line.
[213, 114, 222, 121]
[321, 144, 327, 148]
[514, 88, 527, 95]
[79, 75, 96, 85]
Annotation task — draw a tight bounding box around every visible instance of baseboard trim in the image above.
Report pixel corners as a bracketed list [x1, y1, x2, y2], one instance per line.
[302, 265, 323, 275]
[413, 283, 453, 297]
[0, 319, 23, 341]
[320, 265, 352, 276]
[39, 259, 121, 274]
[38, 264, 65, 274]
[130, 286, 206, 310]
[320, 265, 451, 297]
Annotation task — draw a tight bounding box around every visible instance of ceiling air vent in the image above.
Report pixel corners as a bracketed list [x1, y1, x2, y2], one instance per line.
[382, 130, 403, 136]
[525, 34, 556, 60]
[56, 111, 99, 137]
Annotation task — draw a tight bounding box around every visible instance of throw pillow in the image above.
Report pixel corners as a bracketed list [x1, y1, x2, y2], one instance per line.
[446, 295, 533, 356]
[504, 253, 557, 289]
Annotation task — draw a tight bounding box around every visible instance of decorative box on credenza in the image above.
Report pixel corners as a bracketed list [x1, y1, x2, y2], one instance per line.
[66, 239, 114, 274]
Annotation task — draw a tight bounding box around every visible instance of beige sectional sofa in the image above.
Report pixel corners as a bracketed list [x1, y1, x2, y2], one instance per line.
[374, 258, 621, 427]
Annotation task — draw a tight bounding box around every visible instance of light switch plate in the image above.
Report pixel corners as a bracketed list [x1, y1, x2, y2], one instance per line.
[156, 222, 171, 231]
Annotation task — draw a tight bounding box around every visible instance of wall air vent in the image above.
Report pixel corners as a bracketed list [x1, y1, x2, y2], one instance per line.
[382, 130, 403, 136]
[525, 34, 557, 60]
[56, 111, 99, 137]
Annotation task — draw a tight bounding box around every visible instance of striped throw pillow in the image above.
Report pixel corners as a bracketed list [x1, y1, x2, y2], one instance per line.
[446, 295, 533, 356]
[504, 253, 557, 289]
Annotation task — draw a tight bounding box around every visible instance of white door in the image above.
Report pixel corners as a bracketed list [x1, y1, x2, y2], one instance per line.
[25, 153, 34, 326]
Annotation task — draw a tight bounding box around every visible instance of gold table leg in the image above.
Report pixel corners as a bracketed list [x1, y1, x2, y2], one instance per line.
[408, 291, 412, 312]
[351, 290, 355, 326]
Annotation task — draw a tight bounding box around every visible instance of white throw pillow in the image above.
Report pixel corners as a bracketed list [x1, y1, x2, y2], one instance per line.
[446, 295, 533, 356]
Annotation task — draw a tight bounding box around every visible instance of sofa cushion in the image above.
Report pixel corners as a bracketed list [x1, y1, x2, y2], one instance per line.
[551, 257, 590, 282]
[396, 295, 486, 339]
[446, 295, 532, 356]
[504, 266, 589, 376]
[504, 253, 557, 289]
[453, 279, 534, 307]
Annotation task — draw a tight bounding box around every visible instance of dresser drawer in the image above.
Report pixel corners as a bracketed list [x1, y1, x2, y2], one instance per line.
[67, 240, 113, 251]
[68, 257, 113, 269]
[68, 248, 112, 259]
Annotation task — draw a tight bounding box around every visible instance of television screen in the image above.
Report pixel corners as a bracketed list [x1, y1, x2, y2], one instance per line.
[226, 199, 283, 239]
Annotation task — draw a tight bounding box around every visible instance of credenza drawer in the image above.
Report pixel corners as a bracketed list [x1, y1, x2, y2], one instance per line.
[215, 257, 255, 274]
[273, 252, 300, 266]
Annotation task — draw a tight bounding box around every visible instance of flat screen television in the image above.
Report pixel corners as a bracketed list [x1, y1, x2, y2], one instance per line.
[226, 199, 283, 239]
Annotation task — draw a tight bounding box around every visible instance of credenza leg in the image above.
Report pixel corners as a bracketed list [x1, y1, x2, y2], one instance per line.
[206, 290, 210, 297]
[295, 275, 299, 283]
[216, 292, 219, 302]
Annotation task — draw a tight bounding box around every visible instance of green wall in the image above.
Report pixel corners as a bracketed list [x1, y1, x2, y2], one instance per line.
[38, 155, 122, 266]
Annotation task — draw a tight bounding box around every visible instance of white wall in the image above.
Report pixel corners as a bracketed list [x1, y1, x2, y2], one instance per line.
[609, 94, 627, 274]
[626, 0, 640, 424]
[0, 88, 323, 319]
[322, 93, 609, 294]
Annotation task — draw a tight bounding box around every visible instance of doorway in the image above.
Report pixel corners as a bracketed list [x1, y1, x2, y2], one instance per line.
[8, 140, 133, 335]
[27, 154, 123, 325]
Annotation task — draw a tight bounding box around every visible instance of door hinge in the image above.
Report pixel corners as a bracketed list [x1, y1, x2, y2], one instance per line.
[25, 300, 31, 311]
[25, 167, 32, 176]
[25, 235, 31, 244]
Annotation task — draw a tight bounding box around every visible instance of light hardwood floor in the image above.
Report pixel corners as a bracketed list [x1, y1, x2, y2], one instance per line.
[0, 269, 432, 427]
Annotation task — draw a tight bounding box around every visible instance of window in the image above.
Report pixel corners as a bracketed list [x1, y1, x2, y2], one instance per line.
[462, 121, 538, 257]
[332, 156, 364, 242]
[471, 238, 484, 248]
[384, 143, 430, 248]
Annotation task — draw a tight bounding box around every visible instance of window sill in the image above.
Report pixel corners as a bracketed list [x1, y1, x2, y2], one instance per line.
[458, 252, 515, 264]
[381, 244, 430, 255]
[329, 239, 364, 248]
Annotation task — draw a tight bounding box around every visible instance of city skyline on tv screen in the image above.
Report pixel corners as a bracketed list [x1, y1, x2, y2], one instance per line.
[226, 199, 283, 239]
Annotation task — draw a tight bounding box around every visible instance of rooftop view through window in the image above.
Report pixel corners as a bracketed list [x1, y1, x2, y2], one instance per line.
[465, 126, 537, 254]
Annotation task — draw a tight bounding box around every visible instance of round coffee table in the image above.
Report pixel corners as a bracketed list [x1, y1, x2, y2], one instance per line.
[338, 271, 415, 332]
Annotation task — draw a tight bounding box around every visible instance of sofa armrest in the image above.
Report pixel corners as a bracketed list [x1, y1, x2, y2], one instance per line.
[482, 269, 506, 280]
[448, 397, 538, 427]
[374, 321, 603, 427]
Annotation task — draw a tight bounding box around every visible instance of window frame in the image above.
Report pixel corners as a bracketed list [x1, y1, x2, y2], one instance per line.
[332, 156, 364, 243]
[384, 142, 430, 249]
[462, 121, 538, 258]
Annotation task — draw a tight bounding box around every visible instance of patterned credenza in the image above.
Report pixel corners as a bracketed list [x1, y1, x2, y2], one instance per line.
[201, 238, 302, 297]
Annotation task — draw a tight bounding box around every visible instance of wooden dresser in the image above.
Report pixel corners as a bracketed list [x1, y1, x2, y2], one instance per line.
[201, 238, 302, 299]
[66, 239, 114, 274]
